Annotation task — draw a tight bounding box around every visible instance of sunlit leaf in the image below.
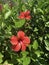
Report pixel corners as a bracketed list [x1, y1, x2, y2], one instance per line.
[5, 10, 11, 19]
[33, 40, 39, 50]
[0, 53, 3, 63]
[15, 19, 25, 28]
[44, 40, 49, 51]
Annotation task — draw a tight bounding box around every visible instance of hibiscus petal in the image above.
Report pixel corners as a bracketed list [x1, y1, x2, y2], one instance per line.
[10, 35, 18, 45]
[25, 10, 30, 15]
[25, 16, 31, 20]
[12, 43, 21, 52]
[19, 12, 25, 19]
[17, 31, 25, 39]
[23, 36, 30, 46]
[19, 15, 25, 19]
[20, 12, 25, 16]
[21, 43, 26, 51]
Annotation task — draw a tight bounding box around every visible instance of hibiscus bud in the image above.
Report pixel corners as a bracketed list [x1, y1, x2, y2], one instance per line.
[0, 4, 3, 12]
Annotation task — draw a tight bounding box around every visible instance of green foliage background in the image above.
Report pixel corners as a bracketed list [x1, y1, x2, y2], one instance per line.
[0, 0, 49, 65]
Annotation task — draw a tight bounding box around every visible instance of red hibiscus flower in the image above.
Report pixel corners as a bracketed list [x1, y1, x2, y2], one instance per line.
[10, 31, 30, 52]
[19, 10, 31, 20]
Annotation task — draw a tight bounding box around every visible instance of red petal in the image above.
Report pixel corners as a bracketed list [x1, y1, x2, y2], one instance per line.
[19, 12, 25, 19]
[17, 31, 25, 39]
[12, 43, 21, 52]
[10, 36, 18, 45]
[20, 12, 25, 16]
[21, 43, 26, 51]
[19, 15, 25, 19]
[23, 36, 30, 46]
[25, 10, 30, 15]
[25, 16, 31, 20]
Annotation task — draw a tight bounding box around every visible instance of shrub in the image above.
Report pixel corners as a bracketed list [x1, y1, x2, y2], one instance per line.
[0, 0, 49, 65]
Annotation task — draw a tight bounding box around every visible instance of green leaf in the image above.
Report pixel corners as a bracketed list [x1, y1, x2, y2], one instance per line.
[33, 7, 37, 14]
[46, 34, 49, 38]
[35, 50, 44, 57]
[1, 22, 5, 28]
[0, 58, 2, 63]
[0, 53, 3, 63]
[44, 40, 49, 51]
[15, 19, 25, 28]
[5, 10, 11, 19]
[34, 27, 38, 32]
[4, 4, 9, 11]
[22, 57, 30, 65]
[21, 51, 28, 57]
[3, 61, 13, 65]
[45, 22, 49, 27]
[33, 40, 39, 50]
[39, 37, 43, 42]
[21, 51, 30, 65]
[37, 8, 44, 14]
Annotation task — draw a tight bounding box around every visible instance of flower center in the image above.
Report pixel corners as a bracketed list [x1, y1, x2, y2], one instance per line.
[25, 15, 27, 17]
[18, 39, 23, 44]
